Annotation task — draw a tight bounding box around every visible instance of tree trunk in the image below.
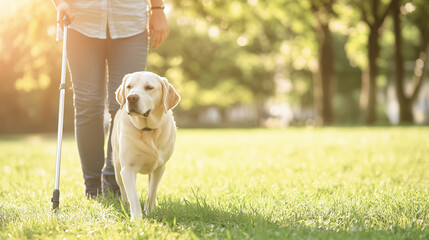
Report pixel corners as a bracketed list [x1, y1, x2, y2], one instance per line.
[358, 0, 395, 125]
[315, 22, 335, 125]
[392, 0, 414, 123]
[311, 0, 335, 126]
[361, 26, 379, 124]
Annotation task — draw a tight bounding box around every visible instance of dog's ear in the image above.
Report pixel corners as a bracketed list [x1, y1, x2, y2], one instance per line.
[116, 73, 131, 109]
[160, 77, 180, 113]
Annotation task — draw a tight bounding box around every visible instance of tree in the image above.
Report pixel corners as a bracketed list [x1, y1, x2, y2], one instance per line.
[0, 0, 70, 133]
[351, 0, 394, 124]
[241, 0, 338, 125]
[158, 0, 282, 123]
[393, 0, 429, 123]
[310, 0, 336, 125]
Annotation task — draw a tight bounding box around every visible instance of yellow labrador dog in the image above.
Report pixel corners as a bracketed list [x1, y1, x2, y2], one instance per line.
[112, 71, 180, 221]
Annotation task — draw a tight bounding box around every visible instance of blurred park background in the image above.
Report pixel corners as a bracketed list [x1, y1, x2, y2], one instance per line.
[1, 0, 429, 134]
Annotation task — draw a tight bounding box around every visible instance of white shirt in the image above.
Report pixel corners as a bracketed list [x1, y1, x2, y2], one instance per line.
[57, 0, 148, 40]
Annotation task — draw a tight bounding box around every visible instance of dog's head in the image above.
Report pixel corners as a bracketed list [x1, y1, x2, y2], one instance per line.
[115, 71, 180, 118]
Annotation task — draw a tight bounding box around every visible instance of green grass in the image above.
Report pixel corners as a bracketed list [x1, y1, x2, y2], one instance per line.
[0, 127, 428, 239]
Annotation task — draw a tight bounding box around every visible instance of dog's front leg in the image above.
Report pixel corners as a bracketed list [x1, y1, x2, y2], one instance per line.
[120, 167, 142, 221]
[145, 164, 166, 216]
[114, 161, 128, 204]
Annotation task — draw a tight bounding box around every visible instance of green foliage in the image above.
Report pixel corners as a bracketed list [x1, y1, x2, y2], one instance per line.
[0, 0, 73, 133]
[1, 0, 429, 131]
[342, 0, 428, 79]
[148, 0, 281, 110]
[1, 128, 429, 239]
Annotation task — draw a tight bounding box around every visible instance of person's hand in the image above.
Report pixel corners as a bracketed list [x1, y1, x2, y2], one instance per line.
[55, 0, 74, 28]
[149, 9, 169, 49]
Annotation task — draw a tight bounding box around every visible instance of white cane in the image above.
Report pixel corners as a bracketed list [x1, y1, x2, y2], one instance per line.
[52, 17, 69, 212]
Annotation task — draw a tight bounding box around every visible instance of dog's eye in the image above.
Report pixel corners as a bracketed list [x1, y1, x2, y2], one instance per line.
[145, 85, 154, 91]
[126, 85, 131, 89]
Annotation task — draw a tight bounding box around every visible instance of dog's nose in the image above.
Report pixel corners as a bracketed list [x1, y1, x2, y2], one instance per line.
[127, 94, 139, 104]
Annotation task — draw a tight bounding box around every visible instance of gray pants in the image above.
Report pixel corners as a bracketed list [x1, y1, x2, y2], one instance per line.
[67, 29, 148, 196]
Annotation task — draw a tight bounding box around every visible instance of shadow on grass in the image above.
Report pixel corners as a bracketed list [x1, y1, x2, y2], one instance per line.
[99, 191, 428, 239]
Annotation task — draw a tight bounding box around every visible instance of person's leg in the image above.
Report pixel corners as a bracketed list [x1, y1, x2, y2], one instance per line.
[67, 29, 107, 197]
[102, 30, 149, 194]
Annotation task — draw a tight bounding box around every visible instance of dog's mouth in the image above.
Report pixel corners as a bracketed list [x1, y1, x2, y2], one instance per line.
[142, 110, 151, 118]
[128, 109, 151, 118]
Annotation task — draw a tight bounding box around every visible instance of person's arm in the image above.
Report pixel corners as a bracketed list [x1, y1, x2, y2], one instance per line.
[51, 0, 74, 28]
[149, 0, 169, 49]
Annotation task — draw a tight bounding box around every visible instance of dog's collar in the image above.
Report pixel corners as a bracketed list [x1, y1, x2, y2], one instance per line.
[142, 127, 154, 131]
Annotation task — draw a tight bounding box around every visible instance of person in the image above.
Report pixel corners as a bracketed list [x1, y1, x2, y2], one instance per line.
[51, 0, 169, 198]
